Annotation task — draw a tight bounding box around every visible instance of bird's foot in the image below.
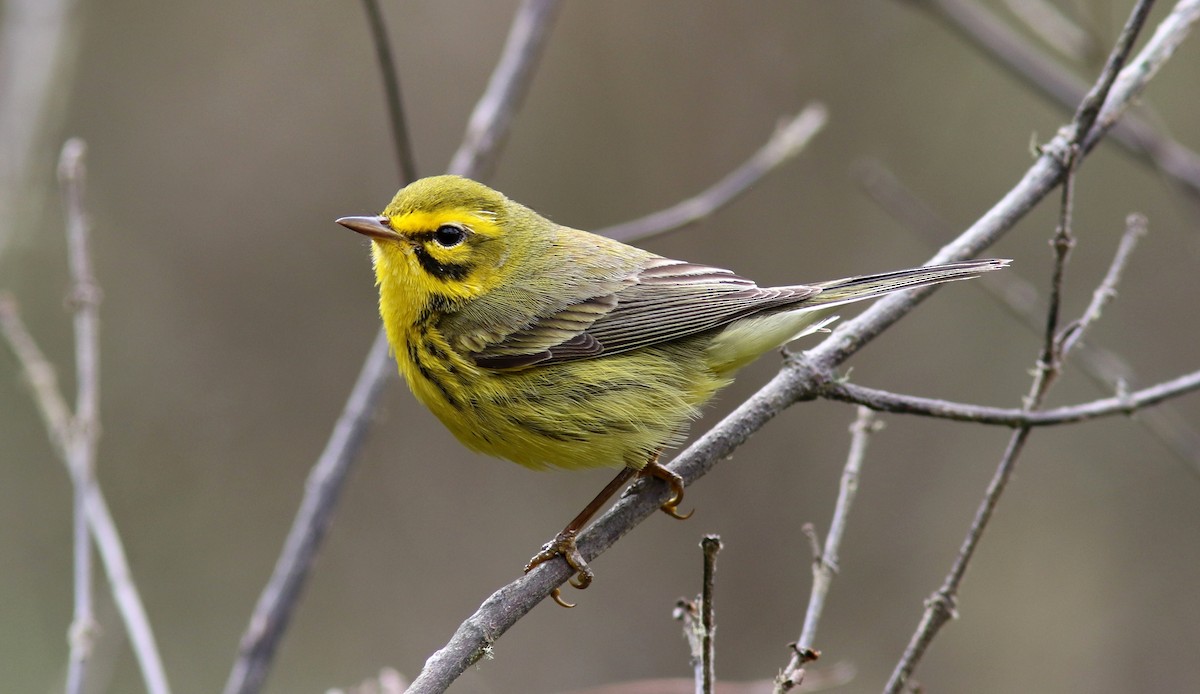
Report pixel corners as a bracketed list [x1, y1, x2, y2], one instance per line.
[524, 529, 593, 608]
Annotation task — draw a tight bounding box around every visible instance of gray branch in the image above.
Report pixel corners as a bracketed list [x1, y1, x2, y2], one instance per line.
[885, 4, 1162, 688]
[775, 407, 881, 693]
[221, 2, 564, 693]
[907, 0, 1200, 200]
[405, 3, 1200, 692]
[598, 104, 828, 244]
[1, 140, 172, 694]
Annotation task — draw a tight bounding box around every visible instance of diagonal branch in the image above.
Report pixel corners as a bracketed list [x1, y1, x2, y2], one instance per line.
[855, 161, 1200, 472]
[221, 3, 563, 694]
[447, 0, 563, 181]
[405, 3, 1200, 692]
[598, 104, 828, 244]
[886, 6, 1157, 687]
[1057, 213, 1147, 356]
[905, 0, 1200, 200]
[1, 140, 172, 694]
[359, 0, 418, 184]
[776, 407, 881, 693]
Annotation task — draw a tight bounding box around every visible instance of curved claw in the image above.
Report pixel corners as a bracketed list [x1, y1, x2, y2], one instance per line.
[661, 501, 694, 520]
[550, 588, 576, 608]
[525, 529, 594, 608]
[640, 458, 694, 521]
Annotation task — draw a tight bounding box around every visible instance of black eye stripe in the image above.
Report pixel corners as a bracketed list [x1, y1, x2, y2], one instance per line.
[413, 246, 473, 281]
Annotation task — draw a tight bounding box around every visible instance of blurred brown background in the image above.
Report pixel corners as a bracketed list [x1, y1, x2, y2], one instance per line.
[2, 1, 1199, 692]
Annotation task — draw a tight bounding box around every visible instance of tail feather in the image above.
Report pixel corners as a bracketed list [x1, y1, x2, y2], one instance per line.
[800, 258, 1010, 309]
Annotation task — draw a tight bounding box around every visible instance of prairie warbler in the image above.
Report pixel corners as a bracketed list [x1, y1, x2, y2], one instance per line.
[339, 175, 1006, 606]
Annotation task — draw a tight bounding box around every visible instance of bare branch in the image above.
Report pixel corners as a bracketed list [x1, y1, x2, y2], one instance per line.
[776, 408, 880, 693]
[672, 537, 723, 694]
[2, 141, 172, 694]
[699, 536, 722, 694]
[223, 3, 563, 693]
[0, 296, 73, 454]
[1069, 0, 1156, 144]
[1057, 213, 1147, 356]
[447, 0, 563, 181]
[886, 7, 1158, 687]
[358, 0, 418, 184]
[405, 5, 1200, 691]
[855, 160, 1200, 471]
[59, 137, 99, 694]
[906, 0, 1200, 200]
[821, 369, 1200, 427]
[598, 104, 829, 243]
[223, 332, 393, 694]
[1080, 1, 1197, 154]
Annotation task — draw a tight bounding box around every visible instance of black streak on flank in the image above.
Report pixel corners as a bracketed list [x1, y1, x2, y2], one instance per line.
[406, 339, 461, 411]
[416, 293, 455, 328]
[423, 341, 460, 375]
[508, 414, 588, 443]
[414, 246, 473, 282]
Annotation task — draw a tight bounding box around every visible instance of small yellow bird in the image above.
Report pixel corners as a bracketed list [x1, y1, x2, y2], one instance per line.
[339, 175, 1006, 606]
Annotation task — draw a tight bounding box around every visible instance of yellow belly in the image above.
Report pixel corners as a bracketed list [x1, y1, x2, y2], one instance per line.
[396, 328, 728, 471]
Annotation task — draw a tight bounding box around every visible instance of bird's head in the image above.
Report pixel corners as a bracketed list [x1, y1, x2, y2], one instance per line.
[337, 175, 520, 304]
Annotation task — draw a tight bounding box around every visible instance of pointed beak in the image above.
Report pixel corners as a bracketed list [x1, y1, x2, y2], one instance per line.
[336, 215, 402, 242]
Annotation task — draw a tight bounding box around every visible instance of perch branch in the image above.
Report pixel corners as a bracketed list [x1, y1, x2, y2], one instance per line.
[905, 0, 1200, 200]
[405, 3, 1200, 691]
[886, 6, 1155, 686]
[222, 2, 563, 693]
[855, 161, 1200, 472]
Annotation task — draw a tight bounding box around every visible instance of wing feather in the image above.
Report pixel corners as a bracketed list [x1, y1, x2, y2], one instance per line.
[470, 259, 820, 370]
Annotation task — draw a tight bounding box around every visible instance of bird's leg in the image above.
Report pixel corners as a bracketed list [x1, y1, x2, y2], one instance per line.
[525, 455, 694, 608]
[637, 455, 694, 520]
[525, 466, 636, 608]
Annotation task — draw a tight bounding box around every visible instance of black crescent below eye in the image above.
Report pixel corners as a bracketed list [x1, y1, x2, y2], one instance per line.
[433, 224, 467, 248]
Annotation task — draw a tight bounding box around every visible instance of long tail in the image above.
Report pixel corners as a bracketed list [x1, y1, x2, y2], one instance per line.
[801, 258, 1010, 309]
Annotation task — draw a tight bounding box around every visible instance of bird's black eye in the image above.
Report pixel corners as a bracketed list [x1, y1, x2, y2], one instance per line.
[433, 224, 467, 248]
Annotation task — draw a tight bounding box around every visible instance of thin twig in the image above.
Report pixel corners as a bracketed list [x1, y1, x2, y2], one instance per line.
[776, 408, 880, 693]
[672, 536, 722, 694]
[855, 160, 1200, 471]
[1057, 213, 1147, 356]
[1, 141, 172, 694]
[0, 296, 73, 453]
[885, 7, 1155, 686]
[598, 104, 828, 243]
[820, 368, 1200, 427]
[1068, 0, 1156, 144]
[699, 536, 722, 694]
[1033, 144, 1080, 399]
[222, 3, 563, 694]
[223, 332, 392, 694]
[446, 0, 563, 181]
[405, 5, 1200, 691]
[60, 137, 99, 694]
[906, 0, 1200, 199]
[358, 0, 417, 184]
